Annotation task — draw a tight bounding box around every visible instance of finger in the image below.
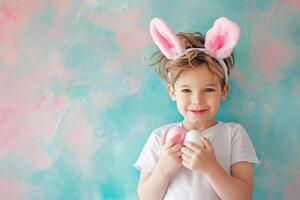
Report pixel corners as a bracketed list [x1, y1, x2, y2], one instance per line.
[182, 160, 191, 170]
[170, 143, 182, 153]
[201, 137, 212, 151]
[175, 157, 183, 165]
[183, 141, 202, 152]
[181, 153, 192, 162]
[174, 151, 183, 158]
[165, 134, 180, 148]
[159, 130, 167, 146]
[181, 146, 194, 156]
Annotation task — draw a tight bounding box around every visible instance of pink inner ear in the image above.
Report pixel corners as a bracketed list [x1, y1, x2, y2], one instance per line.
[209, 32, 228, 51]
[153, 27, 174, 49]
[215, 33, 227, 49]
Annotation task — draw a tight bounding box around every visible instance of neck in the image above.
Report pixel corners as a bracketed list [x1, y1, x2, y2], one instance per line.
[182, 118, 218, 132]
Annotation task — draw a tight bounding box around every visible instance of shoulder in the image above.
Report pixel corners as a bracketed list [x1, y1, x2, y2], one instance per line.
[148, 122, 181, 142]
[220, 121, 249, 137]
[220, 121, 246, 130]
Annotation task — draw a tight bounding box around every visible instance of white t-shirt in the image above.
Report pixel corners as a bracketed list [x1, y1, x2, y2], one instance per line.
[134, 121, 259, 200]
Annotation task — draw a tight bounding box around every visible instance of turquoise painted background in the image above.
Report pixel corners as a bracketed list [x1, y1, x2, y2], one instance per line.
[0, 0, 300, 199]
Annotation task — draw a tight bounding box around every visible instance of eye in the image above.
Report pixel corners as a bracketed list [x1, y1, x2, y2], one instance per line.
[181, 89, 191, 93]
[204, 88, 215, 92]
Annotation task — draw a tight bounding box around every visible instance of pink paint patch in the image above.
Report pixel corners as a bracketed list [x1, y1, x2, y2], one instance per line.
[0, 104, 25, 147]
[26, 147, 53, 171]
[59, 111, 95, 174]
[283, 176, 300, 200]
[283, 0, 300, 10]
[0, 105, 17, 125]
[0, 6, 17, 22]
[33, 95, 48, 111]
[0, 49, 71, 163]
[0, 94, 69, 170]
[0, 68, 70, 169]
[253, 36, 294, 81]
[0, 1, 46, 67]
[51, 0, 71, 20]
[0, 177, 30, 200]
[53, 96, 68, 108]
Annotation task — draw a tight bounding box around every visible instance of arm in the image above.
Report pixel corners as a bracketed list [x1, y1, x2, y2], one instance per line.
[182, 137, 254, 200]
[137, 133, 183, 200]
[204, 161, 254, 200]
[137, 162, 172, 200]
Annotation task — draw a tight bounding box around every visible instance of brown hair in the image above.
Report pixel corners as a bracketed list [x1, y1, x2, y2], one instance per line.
[151, 32, 235, 89]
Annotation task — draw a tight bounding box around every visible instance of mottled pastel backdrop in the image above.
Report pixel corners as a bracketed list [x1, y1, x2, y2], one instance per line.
[0, 0, 300, 199]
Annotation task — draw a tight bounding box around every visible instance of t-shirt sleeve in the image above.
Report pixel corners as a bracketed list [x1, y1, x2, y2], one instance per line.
[133, 130, 160, 172]
[231, 124, 260, 167]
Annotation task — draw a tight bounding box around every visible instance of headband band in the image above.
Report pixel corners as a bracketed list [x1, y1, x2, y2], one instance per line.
[173, 48, 229, 82]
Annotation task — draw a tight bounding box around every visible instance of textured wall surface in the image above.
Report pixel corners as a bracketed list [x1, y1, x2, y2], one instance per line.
[0, 0, 300, 199]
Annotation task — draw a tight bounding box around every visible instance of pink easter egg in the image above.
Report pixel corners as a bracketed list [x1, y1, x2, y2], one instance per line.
[166, 126, 186, 144]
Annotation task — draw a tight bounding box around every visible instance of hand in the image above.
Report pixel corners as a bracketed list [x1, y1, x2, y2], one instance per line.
[181, 137, 218, 175]
[157, 130, 183, 177]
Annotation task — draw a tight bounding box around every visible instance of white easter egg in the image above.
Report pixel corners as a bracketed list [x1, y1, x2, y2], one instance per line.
[184, 130, 204, 148]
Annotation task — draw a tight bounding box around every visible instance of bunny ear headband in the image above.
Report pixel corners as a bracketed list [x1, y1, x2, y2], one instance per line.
[150, 17, 240, 82]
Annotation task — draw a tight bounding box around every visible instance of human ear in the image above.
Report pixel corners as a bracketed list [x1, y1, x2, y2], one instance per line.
[221, 84, 230, 100]
[167, 84, 176, 101]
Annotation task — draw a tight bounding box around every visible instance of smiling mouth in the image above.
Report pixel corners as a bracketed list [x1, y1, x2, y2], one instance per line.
[189, 109, 208, 115]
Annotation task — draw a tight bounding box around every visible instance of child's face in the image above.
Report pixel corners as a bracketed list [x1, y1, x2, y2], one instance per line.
[167, 63, 229, 129]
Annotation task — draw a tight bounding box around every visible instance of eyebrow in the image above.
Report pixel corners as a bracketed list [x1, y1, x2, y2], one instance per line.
[179, 84, 218, 88]
[205, 84, 218, 87]
[179, 85, 191, 88]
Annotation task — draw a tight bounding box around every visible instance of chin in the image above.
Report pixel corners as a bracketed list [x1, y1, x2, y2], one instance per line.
[188, 117, 206, 124]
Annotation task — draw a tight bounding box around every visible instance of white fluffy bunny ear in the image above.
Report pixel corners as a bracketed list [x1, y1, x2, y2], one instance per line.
[150, 18, 184, 59]
[205, 17, 240, 59]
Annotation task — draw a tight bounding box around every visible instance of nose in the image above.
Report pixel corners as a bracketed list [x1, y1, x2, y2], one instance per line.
[191, 92, 205, 105]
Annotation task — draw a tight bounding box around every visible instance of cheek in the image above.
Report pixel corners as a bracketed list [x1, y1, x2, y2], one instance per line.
[176, 102, 186, 116]
[176, 96, 189, 110]
[177, 93, 189, 102]
[208, 96, 222, 106]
